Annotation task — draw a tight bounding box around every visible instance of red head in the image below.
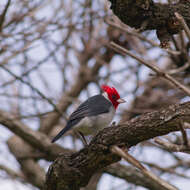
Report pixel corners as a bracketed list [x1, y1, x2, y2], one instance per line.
[101, 85, 126, 109]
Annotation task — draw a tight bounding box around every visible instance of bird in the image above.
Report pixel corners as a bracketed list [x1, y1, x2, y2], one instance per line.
[51, 85, 126, 143]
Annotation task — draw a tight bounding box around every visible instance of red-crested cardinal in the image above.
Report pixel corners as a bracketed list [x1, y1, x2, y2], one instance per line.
[51, 85, 126, 143]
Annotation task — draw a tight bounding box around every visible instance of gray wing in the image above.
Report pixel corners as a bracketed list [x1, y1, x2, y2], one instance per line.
[69, 94, 112, 120]
[51, 94, 112, 143]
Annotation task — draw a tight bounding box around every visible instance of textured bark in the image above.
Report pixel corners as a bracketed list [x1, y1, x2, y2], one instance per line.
[45, 101, 190, 190]
[108, 0, 190, 45]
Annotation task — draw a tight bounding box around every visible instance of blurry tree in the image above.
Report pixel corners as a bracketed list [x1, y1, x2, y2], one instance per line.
[0, 0, 190, 190]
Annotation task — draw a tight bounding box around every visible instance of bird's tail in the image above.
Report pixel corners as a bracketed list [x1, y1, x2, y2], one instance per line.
[51, 124, 71, 143]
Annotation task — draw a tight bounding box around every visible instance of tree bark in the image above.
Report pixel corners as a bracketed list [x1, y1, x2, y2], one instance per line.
[108, 0, 190, 46]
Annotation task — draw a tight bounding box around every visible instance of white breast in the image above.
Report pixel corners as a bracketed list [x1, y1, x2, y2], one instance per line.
[74, 106, 115, 135]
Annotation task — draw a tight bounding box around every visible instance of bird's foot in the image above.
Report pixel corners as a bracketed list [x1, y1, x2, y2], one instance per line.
[78, 131, 88, 146]
[111, 121, 116, 127]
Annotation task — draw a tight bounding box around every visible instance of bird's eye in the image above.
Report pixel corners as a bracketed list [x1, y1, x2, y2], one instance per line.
[112, 94, 117, 100]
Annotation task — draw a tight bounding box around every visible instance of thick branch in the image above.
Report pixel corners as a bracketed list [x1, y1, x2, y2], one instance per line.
[108, 0, 190, 45]
[45, 101, 190, 190]
[109, 0, 190, 31]
[7, 136, 46, 189]
[0, 109, 71, 159]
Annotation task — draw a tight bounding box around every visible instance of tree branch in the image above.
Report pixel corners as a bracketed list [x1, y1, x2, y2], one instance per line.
[0, 0, 11, 32]
[108, 0, 190, 45]
[105, 163, 178, 190]
[0, 109, 71, 159]
[111, 146, 177, 190]
[110, 41, 190, 97]
[45, 101, 190, 190]
[0, 164, 25, 181]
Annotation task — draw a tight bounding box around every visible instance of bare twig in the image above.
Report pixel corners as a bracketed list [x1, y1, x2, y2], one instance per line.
[142, 161, 190, 179]
[110, 41, 190, 96]
[111, 145, 178, 190]
[175, 12, 190, 41]
[106, 20, 180, 55]
[111, 146, 146, 171]
[105, 163, 184, 190]
[178, 120, 189, 146]
[0, 164, 25, 180]
[167, 61, 190, 74]
[0, 64, 63, 117]
[0, 0, 11, 32]
[155, 138, 190, 153]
